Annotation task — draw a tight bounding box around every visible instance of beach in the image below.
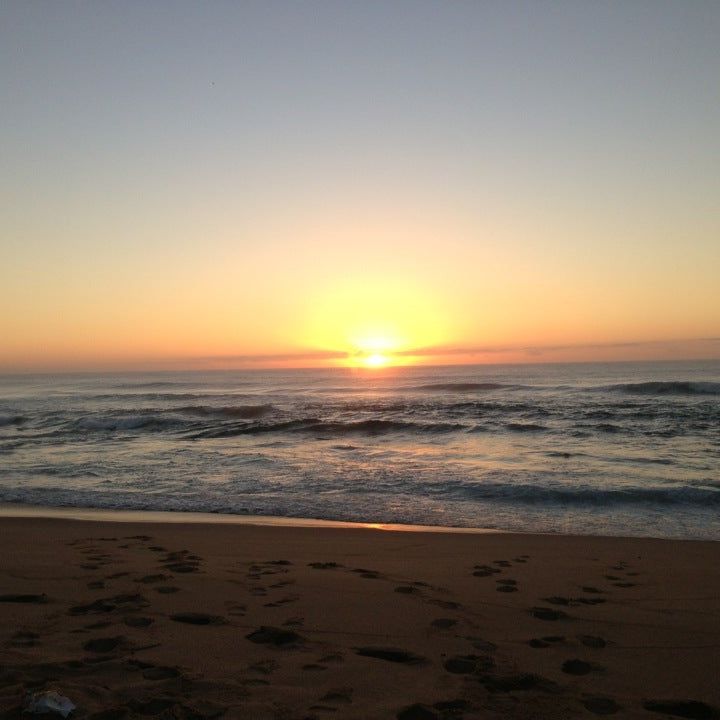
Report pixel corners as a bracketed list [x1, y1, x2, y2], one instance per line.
[1, 515, 719, 719]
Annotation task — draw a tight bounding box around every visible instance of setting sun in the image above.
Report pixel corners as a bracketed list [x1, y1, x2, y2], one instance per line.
[300, 275, 451, 369]
[363, 352, 390, 368]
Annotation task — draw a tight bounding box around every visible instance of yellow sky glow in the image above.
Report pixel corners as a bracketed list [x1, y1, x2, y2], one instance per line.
[2, 4, 720, 372]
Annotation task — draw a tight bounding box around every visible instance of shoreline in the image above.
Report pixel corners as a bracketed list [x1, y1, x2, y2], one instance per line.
[2, 501, 718, 542]
[0, 502, 501, 534]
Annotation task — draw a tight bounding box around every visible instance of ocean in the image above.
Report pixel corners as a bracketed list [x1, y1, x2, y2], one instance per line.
[0, 361, 718, 539]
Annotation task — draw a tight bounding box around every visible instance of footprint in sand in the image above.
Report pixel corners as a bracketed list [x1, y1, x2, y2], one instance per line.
[155, 586, 180, 594]
[247, 659, 278, 675]
[579, 635, 607, 649]
[355, 647, 426, 665]
[428, 599, 462, 610]
[561, 658, 603, 675]
[83, 636, 125, 653]
[531, 606, 568, 621]
[318, 652, 344, 663]
[136, 574, 172, 584]
[496, 579, 518, 592]
[170, 612, 227, 626]
[123, 616, 154, 628]
[263, 594, 299, 608]
[225, 602, 247, 617]
[395, 585, 420, 595]
[70, 594, 149, 616]
[444, 654, 494, 674]
[544, 595, 605, 607]
[308, 561, 342, 570]
[319, 687, 353, 705]
[9, 631, 39, 648]
[127, 699, 177, 716]
[528, 635, 565, 648]
[350, 567, 381, 579]
[472, 565, 501, 577]
[141, 665, 180, 680]
[480, 673, 558, 693]
[268, 579, 295, 589]
[465, 636, 497, 653]
[162, 550, 202, 574]
[0, 594, 47, 604]
[246, 626, 304, 647]
[583, 697, 622, 715]
[643, 700, 720, 719]
[84, 620, 113, 630]
[430, 618, 457, 630]
[397, 704, 439, 720]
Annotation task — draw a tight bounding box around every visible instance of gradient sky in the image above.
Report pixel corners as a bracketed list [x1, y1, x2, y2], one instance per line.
[2, 1, 719, 371]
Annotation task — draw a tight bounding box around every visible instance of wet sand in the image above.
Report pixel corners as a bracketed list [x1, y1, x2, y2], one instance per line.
[0, 517, 719, 719]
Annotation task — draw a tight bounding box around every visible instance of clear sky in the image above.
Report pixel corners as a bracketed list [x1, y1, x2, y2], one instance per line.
[2, 1, 719, 371]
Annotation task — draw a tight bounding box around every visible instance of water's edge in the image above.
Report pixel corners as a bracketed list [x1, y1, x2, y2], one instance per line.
[3, 501, 717, 543]
[0, 501, 500, 534]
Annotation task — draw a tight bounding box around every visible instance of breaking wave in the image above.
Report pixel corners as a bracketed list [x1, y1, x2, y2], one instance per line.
[187, 418, 465, 439]
[608, 381, 720, 396]
[447, 481, 720, 506]
[413, 382, 519, 392]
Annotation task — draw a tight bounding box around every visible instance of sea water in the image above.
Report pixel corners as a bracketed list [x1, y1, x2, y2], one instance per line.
[0, 361, 718, 539]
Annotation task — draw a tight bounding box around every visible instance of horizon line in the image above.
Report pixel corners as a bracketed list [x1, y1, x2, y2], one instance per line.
[1, 337, 719, 375]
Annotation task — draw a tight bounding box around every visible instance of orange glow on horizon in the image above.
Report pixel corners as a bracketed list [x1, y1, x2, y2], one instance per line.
[300, 275, 452, 370]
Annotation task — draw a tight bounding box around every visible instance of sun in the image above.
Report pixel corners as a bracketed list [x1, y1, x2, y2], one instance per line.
[300, 274, 451, 368]
[363, 352, 389, 368]
[351, 335, 399, 368]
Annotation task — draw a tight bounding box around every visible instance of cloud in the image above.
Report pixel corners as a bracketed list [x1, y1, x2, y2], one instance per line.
[195, 337, 720, 365]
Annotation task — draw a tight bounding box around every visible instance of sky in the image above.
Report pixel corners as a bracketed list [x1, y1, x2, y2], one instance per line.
[2, 1, 719, 371]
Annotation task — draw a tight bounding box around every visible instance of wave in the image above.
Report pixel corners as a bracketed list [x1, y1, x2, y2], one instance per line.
[447, 481, 720, 507]
[413, 382, 520, 392]
[73, 414, 182, 432]
[177, 404, 273, 419]
[187, 418, 465, 439]
[110, 381, 186, 389]
[89, 393, 239, 401]
[608, 381, 720, 396]
[505, 422, 546, 432]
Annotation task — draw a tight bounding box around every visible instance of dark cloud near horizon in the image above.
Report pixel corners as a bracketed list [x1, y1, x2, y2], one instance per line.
[196, 337, 720, 365]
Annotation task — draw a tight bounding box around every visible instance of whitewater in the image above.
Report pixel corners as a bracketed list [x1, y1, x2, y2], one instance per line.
[1, 360, 718, 539]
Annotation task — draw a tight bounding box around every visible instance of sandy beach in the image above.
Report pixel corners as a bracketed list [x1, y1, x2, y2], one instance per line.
[1, 515, 719, 720]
